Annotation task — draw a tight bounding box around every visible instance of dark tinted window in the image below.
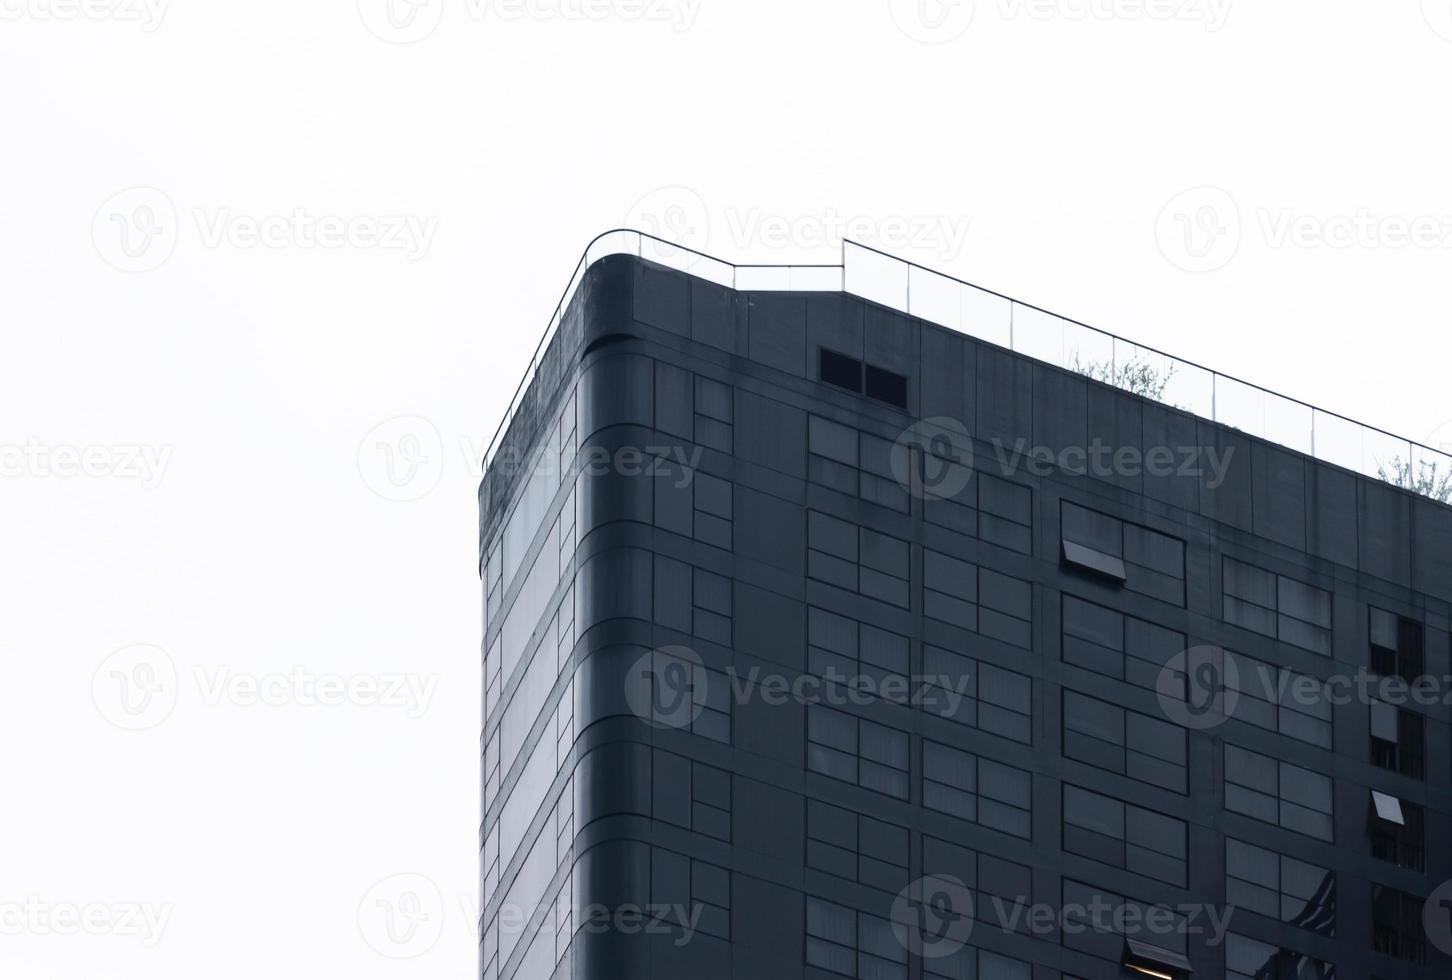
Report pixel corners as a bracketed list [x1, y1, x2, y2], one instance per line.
[819, 348, 862, 392]
[864, 364, 908, 408]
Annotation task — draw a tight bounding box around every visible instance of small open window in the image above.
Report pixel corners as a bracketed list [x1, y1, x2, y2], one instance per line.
[818, 348, 862, 393]
[1123, 937, 1192, 978]
[864, 364, 908, 409]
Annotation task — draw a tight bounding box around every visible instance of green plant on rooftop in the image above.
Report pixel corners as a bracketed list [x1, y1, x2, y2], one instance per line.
[1070, 352, 1177, 403]
[1377, 457, 1452, 503]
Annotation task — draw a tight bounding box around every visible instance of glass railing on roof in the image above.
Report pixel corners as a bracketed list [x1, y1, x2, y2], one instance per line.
[481, 230, 1452, 507]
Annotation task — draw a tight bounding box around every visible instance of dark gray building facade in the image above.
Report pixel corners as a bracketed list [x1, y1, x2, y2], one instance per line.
[479, 240, 1452, 980]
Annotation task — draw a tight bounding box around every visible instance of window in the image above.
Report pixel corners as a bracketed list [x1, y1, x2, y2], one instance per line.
[1370, 792, 1424, 871]
[864, 364, 908, 409]
[650, 848, 731, 941]
[805, 896, 907, 980]
[1230, 651, 1333, 749]
[806, 704, 909, 799]
[1225, 838, 1336, 936]
[1224, 744, 1333, 841]
[1370, 607, 1423, 683]
[1061, 501, 1186, 605]
[1226, 933, 1334, 980]
[926, 948, 1031, 980]
[806, 799, 909, 894]
[924, 548, 1032, 649]
[808, 510, 911, 608]
[1370, 701, 1424, 779]
[921, 834, 1032, 934]
[654, 465, 734, 550]
[1222, 557, 1332, 656]
[924, 468, 1033, 553]
[1062, 784, 1187, 886]
[653, 555, 734, 649]
[1373, 885, 1425, 964]
[651, 749, 730, 841]
[1062, 690, 1187, 793]
[924, 644, 1032, 744]
[694, 375, 734, 453]
[1060, 880, 1188, 966]
[635, 646, 731, 744]
[922, 739, 1032, 838]
[808, 415, 909, 513]
[819, 348, 863, 393]
[816, 348, 910, 410]
[808, 606, 909, 701]
[1061, 594, 1186, 692]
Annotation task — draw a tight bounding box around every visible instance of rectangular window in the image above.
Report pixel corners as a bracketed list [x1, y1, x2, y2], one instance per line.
[924, 548, 1032, 649]
[1225, 838, 1336, 936]
[694, 375, 734, 453]
[922, 739, 1032, 838]
[921, 834, 1032, 936]
[650, 848, 731, 941]
[1373, 885, 1425, 964]
[805, 896, 907, 980]
[1062, 690, 1187, 793]
[1224, 744, 1333, 841]
[1370, 607, 1423, 683]
[807, 415, 909, 514]
[1370, 701, 1425, 779]
[819, 348, 864, 393]
[924, 644, 1032, 744]
[1222, 556, 1332, 656]
[805, 799, 910, 895]
[1231, 651, 1333, 749]
[1061, 594, 1186, 692]
[1370, 792, 1424, 872]
[806, 704, 909, 799]
[1226, 933, 1335, 980]
[1061, 880, 1187, 965]
[651, 749, 730, 842]
[864, 364, 908, 409]
[808, 606, 910, 701]
[1062, 784, 1187, 886]
[808, 510, 911, 608]
[1061, 501, 1186, 605]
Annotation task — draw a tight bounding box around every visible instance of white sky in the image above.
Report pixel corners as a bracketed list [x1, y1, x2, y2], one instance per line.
[2, 1, 1451, 977]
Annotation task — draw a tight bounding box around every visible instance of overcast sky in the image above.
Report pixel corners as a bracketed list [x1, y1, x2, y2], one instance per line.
[3, 1, 1451, 977]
